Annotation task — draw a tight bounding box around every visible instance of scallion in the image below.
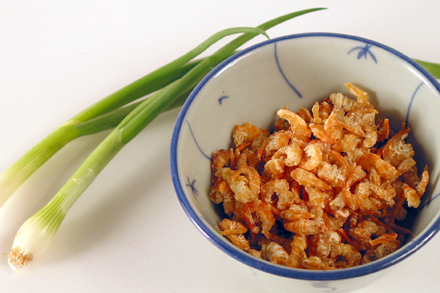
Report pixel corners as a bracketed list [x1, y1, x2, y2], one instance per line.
[6, 7, 327, 269]
[413, 58, 440, 79]
[0, 60, 199, 208]
[0, 38, 235, 208]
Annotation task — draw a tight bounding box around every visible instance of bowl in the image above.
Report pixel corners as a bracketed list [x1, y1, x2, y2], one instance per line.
[170, 32, 440, 292]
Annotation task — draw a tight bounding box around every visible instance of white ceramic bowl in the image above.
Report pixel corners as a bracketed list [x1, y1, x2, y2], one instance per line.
[170, 33, 440, 292]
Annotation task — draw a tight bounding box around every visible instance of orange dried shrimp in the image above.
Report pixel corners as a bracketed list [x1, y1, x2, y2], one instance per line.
[209, 83, 429, 269]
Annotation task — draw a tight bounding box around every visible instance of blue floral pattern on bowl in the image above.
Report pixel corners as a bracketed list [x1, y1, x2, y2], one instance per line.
[348, 42, 377, 63]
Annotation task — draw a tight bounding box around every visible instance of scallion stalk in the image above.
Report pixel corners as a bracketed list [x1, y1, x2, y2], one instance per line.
[0, 42, 230, 207]
[6, 8, 327, 269]
[0, 62, 197, 208]
[413, 58, 440, 79]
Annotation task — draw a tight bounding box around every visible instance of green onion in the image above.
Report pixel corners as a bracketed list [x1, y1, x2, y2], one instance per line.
[0, 41, 232, 208]
[6, 8, 327, 269]
[0, 60, 199, 208]
[413, 58, 440, 79]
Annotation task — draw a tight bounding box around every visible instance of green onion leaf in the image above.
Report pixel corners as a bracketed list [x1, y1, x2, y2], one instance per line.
[413, 58, 440, 79]
[6, 8, 326, 269]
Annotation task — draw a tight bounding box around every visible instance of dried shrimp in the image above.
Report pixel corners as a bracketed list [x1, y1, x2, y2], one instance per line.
[209, 83, 429, 270]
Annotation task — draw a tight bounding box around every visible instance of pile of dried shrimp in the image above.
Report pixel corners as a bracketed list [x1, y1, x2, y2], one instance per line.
[209, 83, 429, 269]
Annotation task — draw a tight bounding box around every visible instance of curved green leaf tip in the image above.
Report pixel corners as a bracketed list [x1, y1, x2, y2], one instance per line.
[413, 58, 440, 79]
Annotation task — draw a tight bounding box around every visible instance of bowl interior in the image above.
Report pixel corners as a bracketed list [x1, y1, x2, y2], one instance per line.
[171, 33, 440, 279]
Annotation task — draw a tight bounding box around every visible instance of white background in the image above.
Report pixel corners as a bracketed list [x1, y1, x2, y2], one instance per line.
[0, 1, 439, 292]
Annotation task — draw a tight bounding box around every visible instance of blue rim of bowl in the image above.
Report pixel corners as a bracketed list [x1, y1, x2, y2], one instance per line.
[170, 32, 440, 280]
